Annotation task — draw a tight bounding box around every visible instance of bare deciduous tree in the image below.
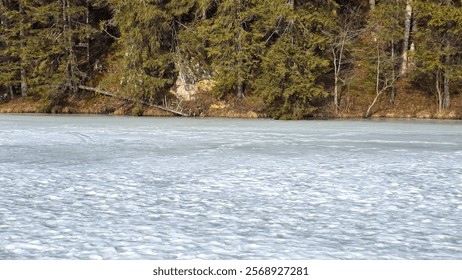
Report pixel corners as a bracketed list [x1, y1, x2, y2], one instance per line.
[327, 8, 363, 114]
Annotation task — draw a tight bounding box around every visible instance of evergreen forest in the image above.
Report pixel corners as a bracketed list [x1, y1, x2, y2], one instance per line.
[1, 0, 462, 119]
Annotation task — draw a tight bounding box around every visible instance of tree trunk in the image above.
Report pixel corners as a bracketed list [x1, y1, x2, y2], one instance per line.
[436, 69, 443, 113]
[86, 0, 90, 72]
[1, 2, 14, 99]
[333, 57, 340, 113]
[443, 67, 450, 109]
[19, 2, 27, 97]
[287, 0, 295, 9]
[9, 84, 14, 100]
[365, 41, 381, 118]
[62, 0, 76, 95]
[442, 0, 452, 109]
[202, 6, 207, 20]
[78, 86, 190, 116]
[401, 0, 413, 76]
[234, 0, 243, 99]
[369, 0, 376, 10]
[332, 33, 346, 114]
[0, 1, 5, 25]
[236, 27, 243, 99]
[236, 79, 244, 99]
[390, 39, 396, 104]
[20, 60, 27, 97]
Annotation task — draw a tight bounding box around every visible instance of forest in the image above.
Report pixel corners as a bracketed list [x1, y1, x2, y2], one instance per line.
[1, 0, 462, 119]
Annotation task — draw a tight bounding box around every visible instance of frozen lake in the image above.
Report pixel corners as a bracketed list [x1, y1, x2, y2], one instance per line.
[0, 114, 461, 259]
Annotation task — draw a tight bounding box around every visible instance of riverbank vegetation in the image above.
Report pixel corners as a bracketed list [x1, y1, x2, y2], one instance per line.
[1, 1, 462, 119]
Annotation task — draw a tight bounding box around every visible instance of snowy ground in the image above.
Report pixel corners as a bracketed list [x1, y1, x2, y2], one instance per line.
[1, 115, 461, 259]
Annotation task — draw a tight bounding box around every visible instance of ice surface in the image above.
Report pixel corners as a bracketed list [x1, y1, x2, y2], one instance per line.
[0, 115, 461, 259]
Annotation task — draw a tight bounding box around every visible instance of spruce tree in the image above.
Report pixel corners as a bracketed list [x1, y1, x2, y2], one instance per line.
[0, 0, 101, 109]
[108, 0, 176, 103]
[198, 0, 264, 99]
[0, 0, 30, 98]
[253, 0, 336, 119]
[0, 0, 15, 99]
[174, 0, 215, 77]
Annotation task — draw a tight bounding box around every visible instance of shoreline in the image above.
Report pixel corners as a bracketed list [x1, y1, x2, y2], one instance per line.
[1, 109, 461, 121]
[1, 92, 461, 120]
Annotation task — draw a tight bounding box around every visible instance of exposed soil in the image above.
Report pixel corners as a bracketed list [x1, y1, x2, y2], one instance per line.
[1, 83, 461, 119]
[331, 79, 462, 119]
[0, 93, 176, 117]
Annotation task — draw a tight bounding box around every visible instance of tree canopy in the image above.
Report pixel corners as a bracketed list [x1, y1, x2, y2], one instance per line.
[1, 0, 462, 118]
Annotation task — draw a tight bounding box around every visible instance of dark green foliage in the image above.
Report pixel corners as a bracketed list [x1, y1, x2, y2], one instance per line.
[361, 0, 403, 91]
[253, 0, 335, 119]
[109, 0, 176, 102]
[1, 0, 462, 117]
[188, 0, 263, 99]
[413, 0, 462, 112]
[0, 0, 110, 109]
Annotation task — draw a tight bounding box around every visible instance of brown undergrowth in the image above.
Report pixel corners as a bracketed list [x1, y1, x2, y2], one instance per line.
[329, 79, 462, 119]
[1, 82, 461, 119]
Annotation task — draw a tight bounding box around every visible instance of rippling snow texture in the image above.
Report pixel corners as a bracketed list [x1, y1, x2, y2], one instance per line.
[1, 115, 461, 259]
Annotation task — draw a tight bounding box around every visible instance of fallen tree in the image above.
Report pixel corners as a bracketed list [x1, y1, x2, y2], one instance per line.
[78, 85, 189, 117]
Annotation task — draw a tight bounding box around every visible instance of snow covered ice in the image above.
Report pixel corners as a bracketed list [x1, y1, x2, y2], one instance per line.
[0, 115, 461, 259]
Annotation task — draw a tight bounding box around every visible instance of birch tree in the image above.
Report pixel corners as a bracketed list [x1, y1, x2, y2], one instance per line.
[401, 0, 414, 76]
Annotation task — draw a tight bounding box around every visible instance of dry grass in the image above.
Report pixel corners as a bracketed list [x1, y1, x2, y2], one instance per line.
[1, 79, 461, 119]
[330, 78, 462, 119]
